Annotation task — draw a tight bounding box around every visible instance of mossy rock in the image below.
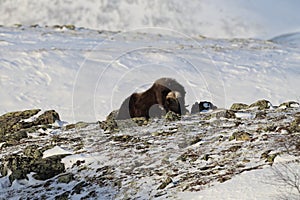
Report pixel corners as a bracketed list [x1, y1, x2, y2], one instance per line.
[98, 110, 119, 132]
[34, 110, 60, 125]
[0, 109, 60, 143]
[111, 135, 140, 143]
[289, 115, 300, 133]
[230, 103, 249, 111]
[64, 25, 76, 30]
[65, 122, 89, 131]
[207, 110, 236, 120]
[23, 145, 43, 159]
[72, 181, 88, 194]
[57, 173, 75, 184]
[230, 131, 251, 141]
[31, 155, 66, 180]
[55, 191, 70, 200]
[157, 177, 173, 190]
[249, 99, 271, 110]
[165, 111, 181, 121]
[0, 152, 66, 183]
[132, 117, 148, 125]
[278, 101, 299, 109]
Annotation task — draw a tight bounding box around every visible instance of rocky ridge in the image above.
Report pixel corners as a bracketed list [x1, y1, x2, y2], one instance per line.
[0, 100, 299, 199]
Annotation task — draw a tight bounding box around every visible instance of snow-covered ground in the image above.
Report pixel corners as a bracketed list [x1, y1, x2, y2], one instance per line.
[0, 26, 299, 123]
[1, 0, 300, 39]
[1, 2, 300, 198]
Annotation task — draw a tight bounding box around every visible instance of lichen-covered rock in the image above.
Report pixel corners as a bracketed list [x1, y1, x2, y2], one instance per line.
[132, 117, 148, 126]
[23, 144, 43, 159]
[289, 114, 300, 133]
[157, 177, 173, 190]
[0, 109, 40, 142]
[249, 99, 271, 110]
[0, 147, 66, 183]
[35, 110, 60, 125]
[99, 110, 119, 132]
[278, 101, 300, 109]
[229, 131, 252, 141]
[165, 111, 181, 121]
[0, 109, 60, 143]
[230, 103, 249, 111]
[207, 109, 236, 120]
[65, 122, 89, 131]
[57, 173, 75, 184]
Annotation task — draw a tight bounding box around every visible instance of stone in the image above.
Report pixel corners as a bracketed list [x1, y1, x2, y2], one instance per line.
[230, 131, 251, 141]
[157, 177, 173, 190]
[0, 109, 60, 143]
[278, 101, 300, 109]
[57, 173, 75, 184]
[249, 99, 271, 110]
[35, 110, 60, 125]
[0, 150, 66, 183]
[23, 145, 43, 159]
[165, 111, 181, 121]
[230, 103, 249, 111]
[208, 109, 236, 119]
[289, 115, 300, 133]
[99, 110, 119, 132]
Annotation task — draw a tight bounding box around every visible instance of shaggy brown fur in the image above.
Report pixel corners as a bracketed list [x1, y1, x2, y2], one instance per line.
[116, 78, 186, 119]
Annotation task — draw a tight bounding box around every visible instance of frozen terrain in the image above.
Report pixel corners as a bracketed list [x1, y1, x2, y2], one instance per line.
[0, 104, 299, 200]
[1, 0, 300, 39]
[0, 26, 300, 123]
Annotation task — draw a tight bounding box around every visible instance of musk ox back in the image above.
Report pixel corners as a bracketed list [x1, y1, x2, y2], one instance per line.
[116, 77, 186, 119]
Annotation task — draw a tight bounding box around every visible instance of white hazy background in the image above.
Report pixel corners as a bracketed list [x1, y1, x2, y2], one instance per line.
[1, 0, 300, 39]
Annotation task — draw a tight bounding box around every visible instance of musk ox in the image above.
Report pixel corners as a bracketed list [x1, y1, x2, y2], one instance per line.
[116, 77, 187, 119]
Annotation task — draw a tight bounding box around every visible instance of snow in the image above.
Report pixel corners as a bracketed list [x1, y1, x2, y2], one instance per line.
[1, 1, 300, 199]
[1, 0, 300, 39]
[178, 154, 300, 200]
[43, 146, 73, 158]
[1, 26, 300, 123]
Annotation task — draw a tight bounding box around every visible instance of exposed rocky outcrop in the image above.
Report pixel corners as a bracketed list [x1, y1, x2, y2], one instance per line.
[0, 102, 299, 199]
[0, 144, 67, 183]
[0, 109, 60, 144]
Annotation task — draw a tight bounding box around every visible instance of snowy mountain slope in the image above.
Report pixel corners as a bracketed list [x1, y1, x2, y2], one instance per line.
[1, 0, 300, 39]
[0, 106, 299, 199]
[1, 26, 300, 122]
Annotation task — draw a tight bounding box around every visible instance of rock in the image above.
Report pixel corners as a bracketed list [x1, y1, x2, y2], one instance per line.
[23, 145, 43, 159]
[229, 131, 252, 141]
[72, 181, 88, 194]
[132, 117, 148, 126]
[99, 110, 119, 132]
[55, 191, 70, 200]
[31, 155, 66, 180]
[230, 103, 249, 111]
[255, 111, 267, 119]
[289, 115, 300, 133]
[0, 148, 66, 183]
[157, 177, 173, 190]
[278, 101, 300, 109]
[249, 99, 272, 110]
[65, 122, 89, 131]
[35, 110, 60, 125]
[0, 109, 60, 143]
[57, 173, 75, 184]
[165, 111, 181, 121]
[208, 109, 236, 119]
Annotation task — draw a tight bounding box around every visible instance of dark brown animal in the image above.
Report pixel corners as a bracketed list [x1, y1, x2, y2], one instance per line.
[116, 78, 187, 119]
